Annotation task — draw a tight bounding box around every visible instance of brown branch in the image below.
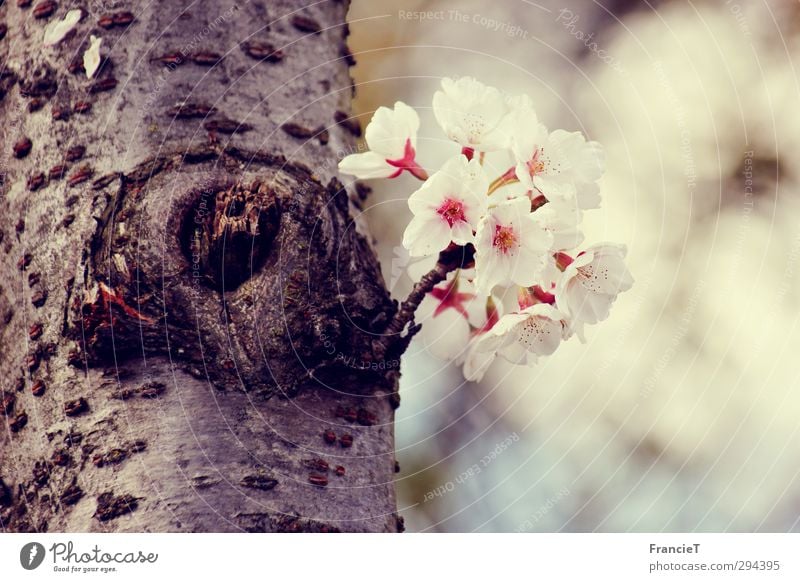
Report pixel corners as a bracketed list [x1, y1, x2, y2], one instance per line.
[387, 260, 452, 337]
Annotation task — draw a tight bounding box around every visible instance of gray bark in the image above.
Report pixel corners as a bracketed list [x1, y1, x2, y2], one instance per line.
[0, 0, 403, 532]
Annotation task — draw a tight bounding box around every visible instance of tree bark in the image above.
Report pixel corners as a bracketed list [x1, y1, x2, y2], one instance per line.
[0, 0, 403, 533]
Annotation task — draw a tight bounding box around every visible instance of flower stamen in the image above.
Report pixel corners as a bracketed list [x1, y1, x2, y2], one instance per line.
[526, 148, 547, 177]
[436, 198, 467, 227]
[493, 225, 517, 254]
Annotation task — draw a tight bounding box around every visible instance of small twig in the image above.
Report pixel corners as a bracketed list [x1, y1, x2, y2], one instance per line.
[385, 260, 452, 339]
[374, 244, 475, 360]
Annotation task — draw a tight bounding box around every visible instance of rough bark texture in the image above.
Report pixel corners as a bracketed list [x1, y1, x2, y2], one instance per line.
[0, 0, 403, 532]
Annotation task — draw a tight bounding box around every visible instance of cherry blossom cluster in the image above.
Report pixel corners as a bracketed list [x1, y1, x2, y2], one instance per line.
[339, 77, 633, 381]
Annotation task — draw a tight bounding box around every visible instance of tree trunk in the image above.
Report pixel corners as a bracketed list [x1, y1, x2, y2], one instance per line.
[0, 0, 403, 533]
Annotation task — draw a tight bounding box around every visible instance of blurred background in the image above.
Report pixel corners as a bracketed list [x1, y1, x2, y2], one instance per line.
[345, 0, 800, 532]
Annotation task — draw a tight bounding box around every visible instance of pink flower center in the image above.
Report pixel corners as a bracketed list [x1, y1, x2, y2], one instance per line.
[492, 225, 517, 254]
[437, 198, 466, 227]
[526, 149, 546, 177]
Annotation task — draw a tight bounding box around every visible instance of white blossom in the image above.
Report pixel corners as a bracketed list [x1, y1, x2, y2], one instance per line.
[505, 93, 548, 162]
[486, 179, 583, 252]
[554, 243, 634, 336]
[364, 77, 633, 381]
[462, 303, 569, 381]
[534, 197, 585, 251]
[402, 155, 489, 256]
[416, 273, 497, 360]
[512, 126, 604, 209]
[433, 77, 512, 152]
[339, 101, 426, 179]
[474, 197, 553, 294]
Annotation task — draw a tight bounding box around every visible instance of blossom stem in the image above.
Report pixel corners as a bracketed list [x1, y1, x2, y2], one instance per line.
[386, 138, 429, 181]
[406, 162, 429, 181]
[378, 261, 451, 356]
[532, 285, 556, 304]
[482, 297, 500, 331]
[554, 252, 574, 271]
[517, 287, 537, 309]
[530, 193, 548, 211]
[518, 285, 556, 308]
[487, 167, 518, 195]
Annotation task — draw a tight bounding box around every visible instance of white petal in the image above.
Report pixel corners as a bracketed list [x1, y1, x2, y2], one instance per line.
[475, 251, 513, 295]
[462, 347, 496, 382]
[508, 96, 543, 153]
[491, 311, 530, 334]
[365, 101, 419, 159]
[534, 201, 584, 251]
[393, 101, 421, 149]
[577, 243, 634, 294]
[533, 176, 576, 203]
[432, 89, 455, 140]
[575, 182, 602, 210]
[84, 35, 103, 79]
[576, 140, 605, 183]
[512, 249, 548, 287]
[419, 307, 472, 360]
[520, 317, 562, 356]
[514, 161, 535, 191]
[432, 77, 510, 151]
[569, 285, 612, 324]
[461, 333, 501, 381]
[338, 152, 395, 179]
[520, 216, 554, 250]
[545, 129, 605, 184]
[407, 154, 489, 245]
[408, 169, 450, 213]
[449, 220, 474, 246]
[489, 196, 530, 225]
[406, 255, 439, 281]
[474, 199, 534, 293]
[403, 217, 451, 257]
[497, 339, 530, 364]
[43, 9, 82, 47]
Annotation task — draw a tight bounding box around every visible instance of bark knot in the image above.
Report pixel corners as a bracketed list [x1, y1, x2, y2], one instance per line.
[180, 180, 280, 292]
